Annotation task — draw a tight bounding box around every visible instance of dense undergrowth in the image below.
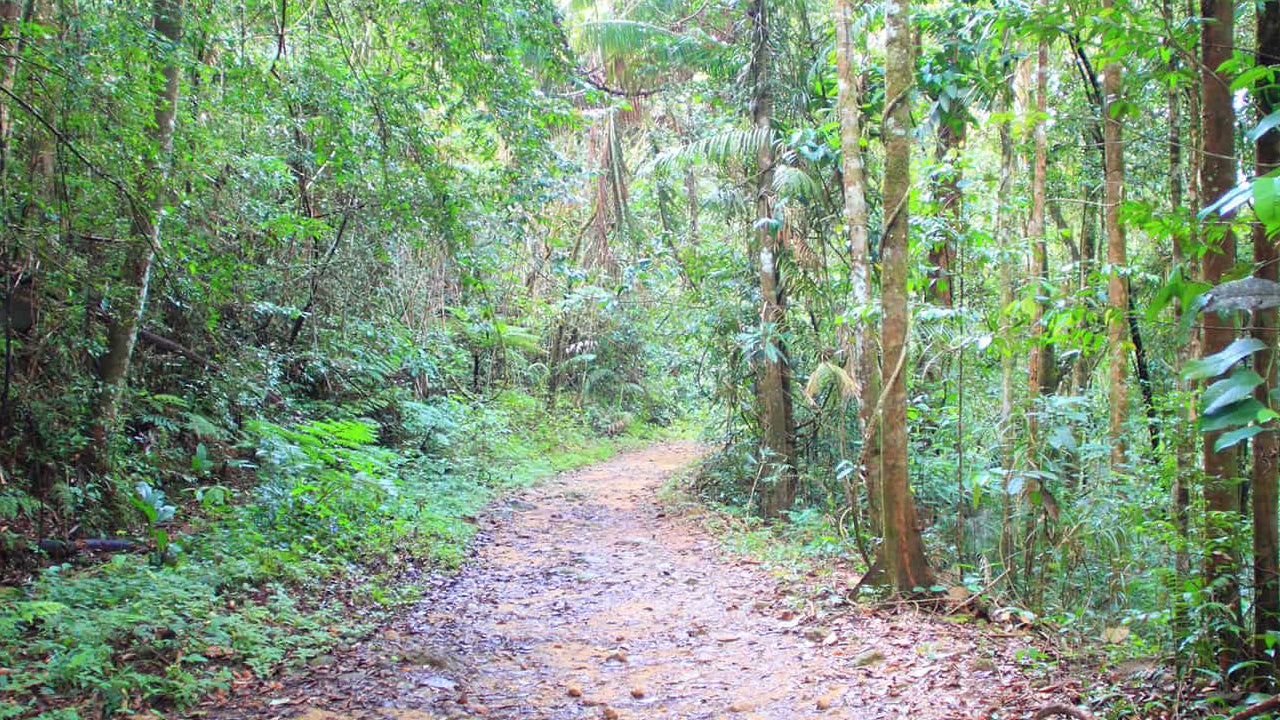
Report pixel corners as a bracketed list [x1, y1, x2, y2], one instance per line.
[0, 313, 686, 719]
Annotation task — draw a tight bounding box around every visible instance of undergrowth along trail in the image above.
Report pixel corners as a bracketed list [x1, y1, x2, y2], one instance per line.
[1, 390, 678, 720]
[214, 442, 1086, 720]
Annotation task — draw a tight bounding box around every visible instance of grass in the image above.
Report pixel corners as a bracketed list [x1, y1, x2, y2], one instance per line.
[0, 390, 674, 720]
[658, 455, 867, 585]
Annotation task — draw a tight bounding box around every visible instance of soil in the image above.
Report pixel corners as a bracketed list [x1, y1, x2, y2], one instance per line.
[200, 441, 1089, 720]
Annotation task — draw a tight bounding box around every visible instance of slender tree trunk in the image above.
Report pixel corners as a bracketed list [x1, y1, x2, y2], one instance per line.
[750, 0, 797, 519]
[928, 118, 962, 308]
[95, 0, 183, 443]
[0, 1, 18, 159]
[1254, 0, 1280, 668]
[1177, 0, 1202, 604]
[996, 68, 1017, 579]
[834, 0, 880, 535]
[1071, 179, 1099, 396]
[685, 167, 699, 244]
[1165, 0, 1193, 592]
[1201, 0, 1244, 676]
[1026, 39, 1048, 470]
[880, 0, 934, 592]
[1102, 1, 1129, 468]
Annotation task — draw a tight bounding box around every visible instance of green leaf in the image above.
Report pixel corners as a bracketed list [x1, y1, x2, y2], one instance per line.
[1201, 399, 1265, 432]
[1185, 338, 1267, 380]
[1249, 110, 1280, 142]
[1257, 176, 1280, 226]
[1217, 425, 1268, 451]
[1203, 370, 1265, 416]
[1231, 64, 1274, 92]
[1200, 182, 1253, 220]
[1147, 277, 1178, 320]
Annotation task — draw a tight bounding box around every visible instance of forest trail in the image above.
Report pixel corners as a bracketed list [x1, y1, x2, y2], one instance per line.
[211, 442, 1082, 720]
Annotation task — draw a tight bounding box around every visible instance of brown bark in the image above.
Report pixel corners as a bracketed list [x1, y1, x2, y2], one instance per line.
[750, 0, 796, 519]
[996, 64, 1017, 578]
[928, 118, 963, 308]
[1102, 3, 1129, 467]
[1164, 0, 1193, 604]
[1201, 0, 1243, 675]
[1254, 0, 1280, 668]
[834, 0, 880, 534]
[0, 1, 19, 161]
[1026, 39, 1048, 469]
[880, 0, 933, 591]
[95, 0, 183, 438]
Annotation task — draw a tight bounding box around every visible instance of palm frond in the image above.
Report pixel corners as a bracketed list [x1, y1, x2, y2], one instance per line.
[771, 164, 824, 202]
[657, 126, 774, 170]
[803, 360, 860, 406]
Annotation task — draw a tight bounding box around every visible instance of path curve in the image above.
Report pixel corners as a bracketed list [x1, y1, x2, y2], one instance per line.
[223, 441, 1079, 720]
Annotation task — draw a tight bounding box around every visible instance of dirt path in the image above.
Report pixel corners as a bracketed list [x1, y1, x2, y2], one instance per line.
[215, 442, 1083, 720]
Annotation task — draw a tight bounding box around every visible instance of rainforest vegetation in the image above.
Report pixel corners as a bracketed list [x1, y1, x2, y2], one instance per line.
[5, 0, 1280, 716]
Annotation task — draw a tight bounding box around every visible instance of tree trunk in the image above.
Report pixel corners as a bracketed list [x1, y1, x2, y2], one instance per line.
[95, 0, 183, 442]
[1165, 0, 1192, 588]
[0, 1, 19, 164]
[685, 167, 699, 244]
[996, 55, 1017, 579]
[927, 117, 962, 308]
[750, 0, 797, 519]
[880, 0, 934, 592]
[834, 0, 880, 535]
[1254, 0, 1280, 669]
[1201, 0, 1244, 677]
[1027, 38, 1048, 469]
[1071, 179, 1099, 396]
[1102, 2, 1129, 468]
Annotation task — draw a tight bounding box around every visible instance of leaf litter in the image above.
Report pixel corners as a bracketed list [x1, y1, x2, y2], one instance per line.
[196, 441, 1101, 720]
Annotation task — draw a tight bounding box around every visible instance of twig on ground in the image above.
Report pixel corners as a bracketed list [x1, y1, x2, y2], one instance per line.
[1033, 704, 1097, 720]
[1224, 695, 1280, 720]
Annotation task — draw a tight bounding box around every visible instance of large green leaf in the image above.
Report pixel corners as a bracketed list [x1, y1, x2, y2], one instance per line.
[1202, 370, 1265, 416]
[1215, 425, 1268, 452]
[1201, 398, 1266, 432]
[1248, 109, 1280, 142]
[1256, 176, 1280, 227]
[1184, 338, 1267, 380]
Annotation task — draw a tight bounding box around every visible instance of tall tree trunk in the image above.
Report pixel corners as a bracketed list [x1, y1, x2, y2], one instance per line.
[0, 1, 18, 164]
[1166, 0, 1194, 639]
[750, 0, 797, 519]
[1254, 0, 1280, 668]
[1102, 0, 1129, 468]
[94, 0, 183, 443]
[880, 0, 934, 591]
[1026, 39, 1048, 469]
[1201, 0, 1244, 677]
[996, 59, 1017, 579]
[834, 0, 880, 535]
